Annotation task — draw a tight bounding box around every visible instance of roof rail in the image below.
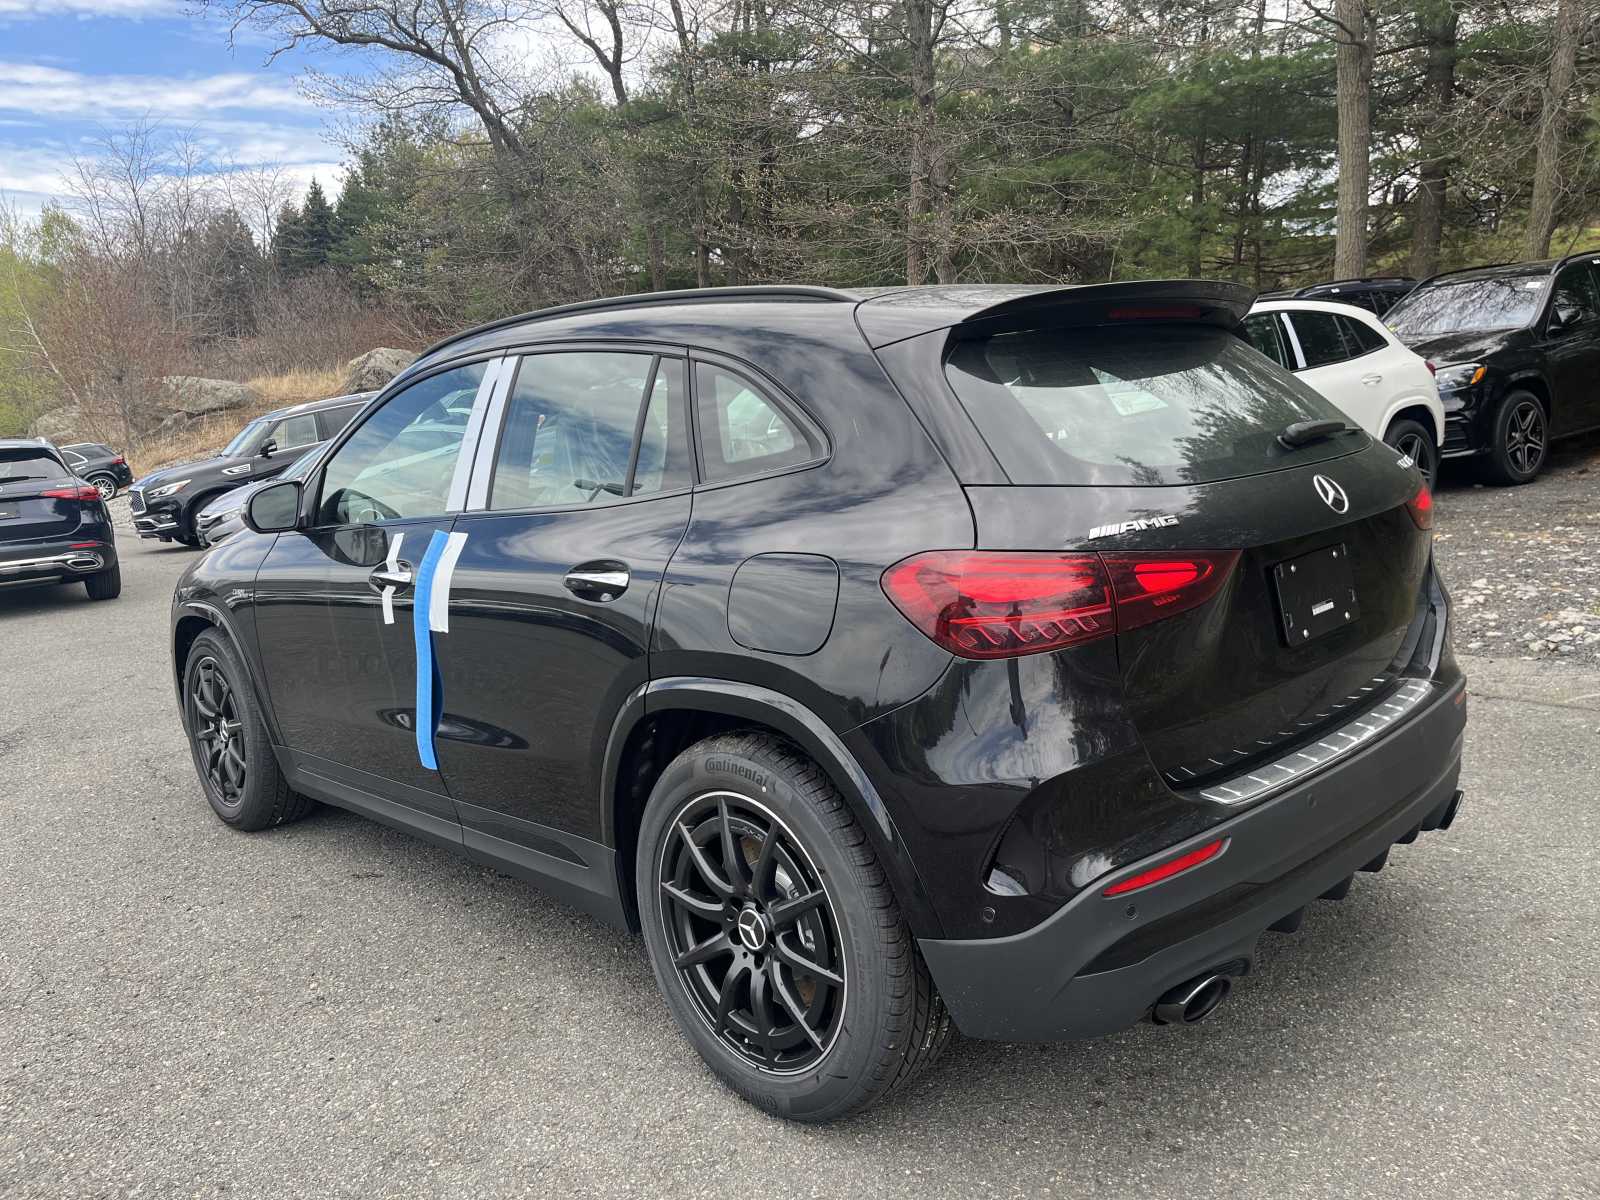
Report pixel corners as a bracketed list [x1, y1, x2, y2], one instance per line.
[1298, 276, 1415, 289]
[1556, 247, 1600, 267]
[413, 285, 860, 365]
[1423, 258, 1556, 284]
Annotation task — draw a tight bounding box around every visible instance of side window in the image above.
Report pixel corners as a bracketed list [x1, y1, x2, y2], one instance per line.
[1241, 314, 1291, 368]
[488, 352, 656, 511]
[630, 359, 692, 497]
[63, 450, 85, 468]
[316, 402, 367, 440]
[1287, 312, 1352, 369]
[269, 412, 320, 451]
[1552, 263, 1600, 326]
[1337, 315, 1387, 356]
[316, 361, 488, 525]
[694, 363, 821, 483]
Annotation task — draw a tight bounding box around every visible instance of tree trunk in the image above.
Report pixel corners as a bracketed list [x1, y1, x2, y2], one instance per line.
[1333, 0, 1375, 277]
[905, 0, 937, 285]
[1409, 3, 1458, 278]
[1525, 0, 1585, 258]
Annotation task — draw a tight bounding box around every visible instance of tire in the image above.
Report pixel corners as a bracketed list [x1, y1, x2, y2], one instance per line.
[86, 474, 116, 501]
[636, 731, 951, 1122]
[1480, 390, 1549, 485]
[172, 531, 202, 548]
[1383, 418, 1440, 487]
[84, 562, 121, 601]
[182, 629, 314, 831]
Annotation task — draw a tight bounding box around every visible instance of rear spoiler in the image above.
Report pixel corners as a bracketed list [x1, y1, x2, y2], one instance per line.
[854, 280, 1256, 348]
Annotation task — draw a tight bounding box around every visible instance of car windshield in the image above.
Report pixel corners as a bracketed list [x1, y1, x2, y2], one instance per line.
[943, 324, 1361, 486]
[1387, 276, 1546, 336]
[222, 420, 266, 457]
[0, 448, 63, 483]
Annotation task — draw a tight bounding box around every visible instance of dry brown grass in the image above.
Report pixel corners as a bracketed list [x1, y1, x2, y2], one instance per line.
[130, 366, 347, 474]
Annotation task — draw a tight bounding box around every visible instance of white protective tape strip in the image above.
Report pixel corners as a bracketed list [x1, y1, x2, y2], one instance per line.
[380, 530, 405, 625]
[428, 530, 469, 633]
[465, 354, 518, 511]
[444, 357, 501, 513]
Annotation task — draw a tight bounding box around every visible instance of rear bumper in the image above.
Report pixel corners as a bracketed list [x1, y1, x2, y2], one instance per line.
[0, 540, 118, 587]
[918, 674, 1467, 1041]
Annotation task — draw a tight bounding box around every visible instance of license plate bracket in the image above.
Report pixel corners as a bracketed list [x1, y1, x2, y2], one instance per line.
[1273, 543, 1359, 647]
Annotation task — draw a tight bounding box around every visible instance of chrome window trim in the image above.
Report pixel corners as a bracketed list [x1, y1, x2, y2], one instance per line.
[1192, 678, 1434, 806]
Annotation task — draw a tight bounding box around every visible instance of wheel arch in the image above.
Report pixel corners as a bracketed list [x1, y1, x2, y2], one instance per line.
[1380, 400, 1445, 446]
[171, 600, 284, 745]
[602, 678, 943, 939]
[1505, 372, 1552, 418]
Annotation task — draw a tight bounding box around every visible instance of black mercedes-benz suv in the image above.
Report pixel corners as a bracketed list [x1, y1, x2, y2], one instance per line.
[1385, 251, 1600, 483]
[1, 438, 120, 599]
[130, 392, 372, 545]
[170, 283, 1466, 1121]
[58, 442, 134, 500]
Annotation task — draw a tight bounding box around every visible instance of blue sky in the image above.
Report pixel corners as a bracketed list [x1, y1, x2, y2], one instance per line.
[0, 0, 348, 218]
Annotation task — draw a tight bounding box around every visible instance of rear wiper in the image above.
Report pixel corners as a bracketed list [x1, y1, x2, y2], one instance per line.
[1277, 419, 1358, 449]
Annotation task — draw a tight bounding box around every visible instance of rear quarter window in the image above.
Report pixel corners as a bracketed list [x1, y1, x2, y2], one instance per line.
[943, 324, 1361, 486]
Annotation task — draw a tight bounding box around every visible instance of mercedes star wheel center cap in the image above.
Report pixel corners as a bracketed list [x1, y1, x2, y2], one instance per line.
[736, 907, 769, 952]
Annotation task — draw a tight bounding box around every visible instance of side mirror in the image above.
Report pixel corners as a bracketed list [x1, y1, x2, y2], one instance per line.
[245, 479, 303, 534]
[260, 438, 278, 458]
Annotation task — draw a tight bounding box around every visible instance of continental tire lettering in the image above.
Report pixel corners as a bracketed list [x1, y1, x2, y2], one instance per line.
[706, 758, 772, 791]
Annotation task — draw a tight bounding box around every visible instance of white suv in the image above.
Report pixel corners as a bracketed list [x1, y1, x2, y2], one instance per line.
[1243, 298, 1444, 482]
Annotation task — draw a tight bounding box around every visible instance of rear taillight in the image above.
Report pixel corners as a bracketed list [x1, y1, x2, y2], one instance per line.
[1424, 360, 1437, 376]
[41, 484, 101, 502]
[1100, 551, 1241, 632]
[112, 456, 126, 465]
[882, 549, 1241, 659]
[1405, 483, 1433, 530]
[881, 552, 1114, 659]
[1102, 838, 1227, 897]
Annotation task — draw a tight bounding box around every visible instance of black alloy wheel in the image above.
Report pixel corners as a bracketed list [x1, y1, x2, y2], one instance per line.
[658, 790, 846, 1074]
[1385, 419, 1439, 488]
[183, 629, 313, 830]
[190, 655, 247, 809]
[1484, 390, 1548, 485]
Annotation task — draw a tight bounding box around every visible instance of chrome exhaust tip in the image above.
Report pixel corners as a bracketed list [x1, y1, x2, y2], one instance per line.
[1152, 972, 1233, 1026]
[67, 555, 103, 571]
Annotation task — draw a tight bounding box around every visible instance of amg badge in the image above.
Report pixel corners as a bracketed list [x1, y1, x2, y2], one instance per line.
[1087, 515, 1179, 540]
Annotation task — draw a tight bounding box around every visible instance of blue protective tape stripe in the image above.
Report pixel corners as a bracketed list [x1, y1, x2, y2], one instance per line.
[412, 529, 451, 770]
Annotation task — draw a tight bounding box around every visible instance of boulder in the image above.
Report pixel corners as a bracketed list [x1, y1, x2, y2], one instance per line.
[154, 376, 257, 419]
[340, 348, 415, 394]
[28, 406, 86, 442]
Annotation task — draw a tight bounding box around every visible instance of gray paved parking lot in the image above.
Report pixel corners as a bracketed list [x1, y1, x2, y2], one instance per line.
[2, 501, 1599, 1199]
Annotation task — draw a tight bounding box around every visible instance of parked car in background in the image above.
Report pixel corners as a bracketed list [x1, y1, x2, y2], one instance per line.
[130, 392, 373, 546]
[1259, 276, 1418, 317]
[1384, 251, 1600, 484]
[0, 438, 120, 600]
[58, 442, 133, 500]
[1241, 298, 1444, 483]
[195, 449, 319, 547]
[172, 282, 1464, 1122]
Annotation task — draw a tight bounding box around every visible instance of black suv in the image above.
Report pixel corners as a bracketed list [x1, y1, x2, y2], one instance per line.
[1261, 276, 1417, 317]
[1, 438, 120, 599]
[171, 283, 1466, 1121]
[1385, 251, 1600, 483]
[130, 392, 372, 545]
[58, 442, 133, 500]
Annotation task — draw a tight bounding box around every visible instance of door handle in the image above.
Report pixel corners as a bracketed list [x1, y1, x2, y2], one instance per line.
[370, 564, 414, 592]
[1361, 373, 1383, 386]
[564, 562, 629, 601]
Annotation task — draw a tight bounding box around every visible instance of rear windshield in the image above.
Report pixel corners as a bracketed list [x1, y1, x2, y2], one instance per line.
[0, 449, 65, 483]
[1387, 276, 1545, 336]
[944, 325, 1361, 486]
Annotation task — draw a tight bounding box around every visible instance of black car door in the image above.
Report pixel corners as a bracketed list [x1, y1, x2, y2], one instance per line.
[252, 356, 501, 842]
[430, 348, 694, 884]
[1544, 258, 1600, 435]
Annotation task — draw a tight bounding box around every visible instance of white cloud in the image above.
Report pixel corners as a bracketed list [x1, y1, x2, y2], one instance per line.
[0, 0, 177, 17]
[0, 61, 311, 119]
[0, 143, 75, 195]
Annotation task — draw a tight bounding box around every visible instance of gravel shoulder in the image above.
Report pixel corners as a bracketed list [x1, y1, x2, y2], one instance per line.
[1433, 433, 1600, 665]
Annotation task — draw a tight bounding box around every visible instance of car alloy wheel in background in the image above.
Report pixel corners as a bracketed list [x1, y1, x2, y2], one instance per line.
[656, 790, 846, 1074]
[1504, 399, 1546, 478]
[88, 475, 117, 500]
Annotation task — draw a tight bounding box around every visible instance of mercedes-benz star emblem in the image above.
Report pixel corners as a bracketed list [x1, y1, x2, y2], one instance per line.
[1313, 474, 1349, 514]
[736, 907, 769, 952]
